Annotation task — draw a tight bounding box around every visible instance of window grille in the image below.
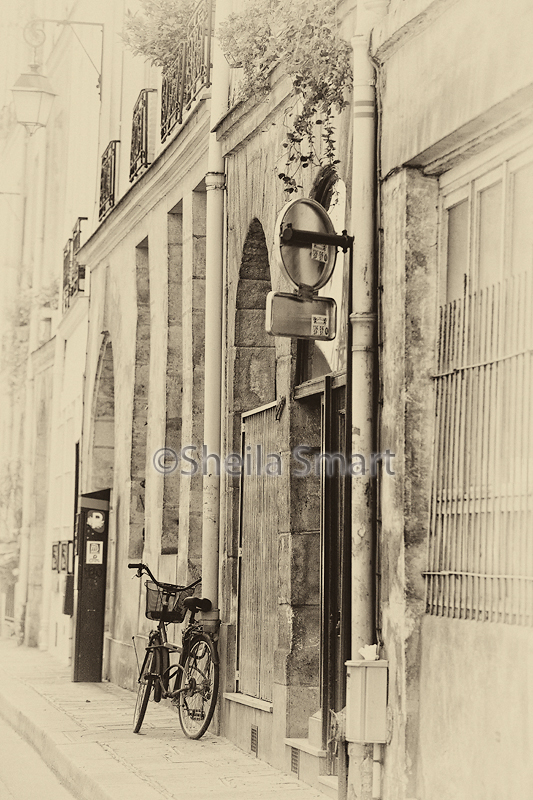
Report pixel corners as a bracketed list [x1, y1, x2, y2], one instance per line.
[160, 0, 213, 142]
[130, 89, 156, 182]
[426, 271, 533, 624]
[99, 140, 120, 220]
[62, 217, 87, 312]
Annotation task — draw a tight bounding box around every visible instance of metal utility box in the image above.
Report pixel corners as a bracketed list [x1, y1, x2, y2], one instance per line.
[345, 660, 388, 743]
[73, 492, 110, 682]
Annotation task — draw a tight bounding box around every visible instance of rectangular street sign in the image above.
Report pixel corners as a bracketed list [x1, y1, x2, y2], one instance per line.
[265, 292, 337, 340]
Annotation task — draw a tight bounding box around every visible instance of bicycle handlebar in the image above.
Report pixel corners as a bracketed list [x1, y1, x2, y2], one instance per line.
[128, 562, 201, 593]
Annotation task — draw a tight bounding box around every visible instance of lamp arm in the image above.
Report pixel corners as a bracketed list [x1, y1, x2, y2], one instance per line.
[24, 18, 104, 95]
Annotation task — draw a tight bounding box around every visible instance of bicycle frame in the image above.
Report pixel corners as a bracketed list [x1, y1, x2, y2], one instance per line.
[137, 617, 206, 701]
[129, 561, 219, 738]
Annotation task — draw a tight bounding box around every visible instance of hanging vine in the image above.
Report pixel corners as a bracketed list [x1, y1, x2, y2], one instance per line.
[219, 0, 352, 193]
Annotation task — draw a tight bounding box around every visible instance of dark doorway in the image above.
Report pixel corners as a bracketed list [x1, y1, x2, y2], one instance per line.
[294, 371, 351, 774]
[321, 377, 351, 774]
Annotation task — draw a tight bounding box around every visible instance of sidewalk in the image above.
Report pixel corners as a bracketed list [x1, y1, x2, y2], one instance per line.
[0, 637, 324, 800]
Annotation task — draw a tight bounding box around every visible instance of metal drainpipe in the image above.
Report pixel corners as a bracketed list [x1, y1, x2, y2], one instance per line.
[348, 0, 387, 797]
[15, 130, 38, 645]
[201, 0, 230, 630]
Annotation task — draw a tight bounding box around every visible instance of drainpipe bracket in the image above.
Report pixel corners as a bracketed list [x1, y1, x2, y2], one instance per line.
[205, 171, 226, 191]
[350, 312, 377, 350]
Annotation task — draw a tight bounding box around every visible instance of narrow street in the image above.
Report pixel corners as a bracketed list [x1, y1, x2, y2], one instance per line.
[0, 716, 76, 800]
[1, 1, 532, 798]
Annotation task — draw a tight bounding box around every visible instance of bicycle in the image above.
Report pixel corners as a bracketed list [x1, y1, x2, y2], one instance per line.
[128, 562, 219, 739]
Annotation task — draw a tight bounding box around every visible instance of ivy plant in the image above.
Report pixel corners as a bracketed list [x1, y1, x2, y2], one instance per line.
[218, 0, 352, 193]
[122, 0, 194, 70]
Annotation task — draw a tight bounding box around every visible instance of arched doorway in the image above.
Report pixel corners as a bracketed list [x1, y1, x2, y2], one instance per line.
[231, 219, 278, 702]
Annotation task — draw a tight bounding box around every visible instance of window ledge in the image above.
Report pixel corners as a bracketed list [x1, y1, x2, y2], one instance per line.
[223, 692, 273, 713]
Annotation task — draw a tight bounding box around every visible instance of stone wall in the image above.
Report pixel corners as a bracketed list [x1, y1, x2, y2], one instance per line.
[379, 168, 438, 799]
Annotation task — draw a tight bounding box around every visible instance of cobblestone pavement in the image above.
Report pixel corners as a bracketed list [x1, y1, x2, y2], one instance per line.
[0, 637, 325, 800]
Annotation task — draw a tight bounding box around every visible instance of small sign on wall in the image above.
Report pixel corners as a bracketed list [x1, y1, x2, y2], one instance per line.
[51, 542, 59, 572]
[60, 541, 69, 573]
[86, 540, 104, 565]
[265, 292, 337, 340]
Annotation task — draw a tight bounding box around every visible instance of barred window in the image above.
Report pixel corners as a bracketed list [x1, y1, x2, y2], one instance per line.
[426, 137, 533, 625]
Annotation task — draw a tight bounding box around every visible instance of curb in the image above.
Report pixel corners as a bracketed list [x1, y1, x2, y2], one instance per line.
[0, 668, 163, 800]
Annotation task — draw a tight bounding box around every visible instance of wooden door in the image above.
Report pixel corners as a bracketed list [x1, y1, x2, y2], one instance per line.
[236, 402, 279, 700]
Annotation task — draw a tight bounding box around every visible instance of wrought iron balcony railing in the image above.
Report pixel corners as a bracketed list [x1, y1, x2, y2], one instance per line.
[99, 140, 120, 220]
[63, 217, 88, 313]
[130, 89, 156, 182]
[161, 0, 214, 142]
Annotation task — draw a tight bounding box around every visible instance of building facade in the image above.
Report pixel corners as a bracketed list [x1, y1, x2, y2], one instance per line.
[0, 0, 532, 799]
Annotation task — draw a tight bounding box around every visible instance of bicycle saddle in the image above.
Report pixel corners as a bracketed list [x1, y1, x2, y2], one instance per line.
[183, 596, 212, 613]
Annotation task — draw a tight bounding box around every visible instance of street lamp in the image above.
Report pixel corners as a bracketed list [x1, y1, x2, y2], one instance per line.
[11, 21, 56, 136]
[11, 63, 56, 135]
[11, 17, 104, 135]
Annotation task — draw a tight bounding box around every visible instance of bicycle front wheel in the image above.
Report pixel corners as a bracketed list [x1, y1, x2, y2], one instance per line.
[176, 633, 219, 739]
[133, 644, 160, 733]
[154, 645, 169, 703]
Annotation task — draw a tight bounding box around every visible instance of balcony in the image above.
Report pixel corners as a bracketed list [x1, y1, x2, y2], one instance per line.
[63, 217, 88, 313]
[161, 0, 214, 142]
[130, 89, 156, 182]
[99, 140, 120, 220]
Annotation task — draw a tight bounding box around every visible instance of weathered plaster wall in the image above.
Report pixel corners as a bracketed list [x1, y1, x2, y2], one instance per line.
[379, 150, 533, 800]
[44, 315, 88, 663]
[379, 168, 438, 800]
[25, 352, 54, 647]
[374, 3, 533, 797]
[373, 0, 533, 175]
[418, 616, 533, 800]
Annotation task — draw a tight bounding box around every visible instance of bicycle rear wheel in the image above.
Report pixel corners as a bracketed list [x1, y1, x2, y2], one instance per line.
[176, 633, 219, 739]
[133, 643, 160, 733]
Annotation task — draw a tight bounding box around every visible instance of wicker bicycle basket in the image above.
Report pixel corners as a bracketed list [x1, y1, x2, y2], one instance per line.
[144, 581, 195, 623]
